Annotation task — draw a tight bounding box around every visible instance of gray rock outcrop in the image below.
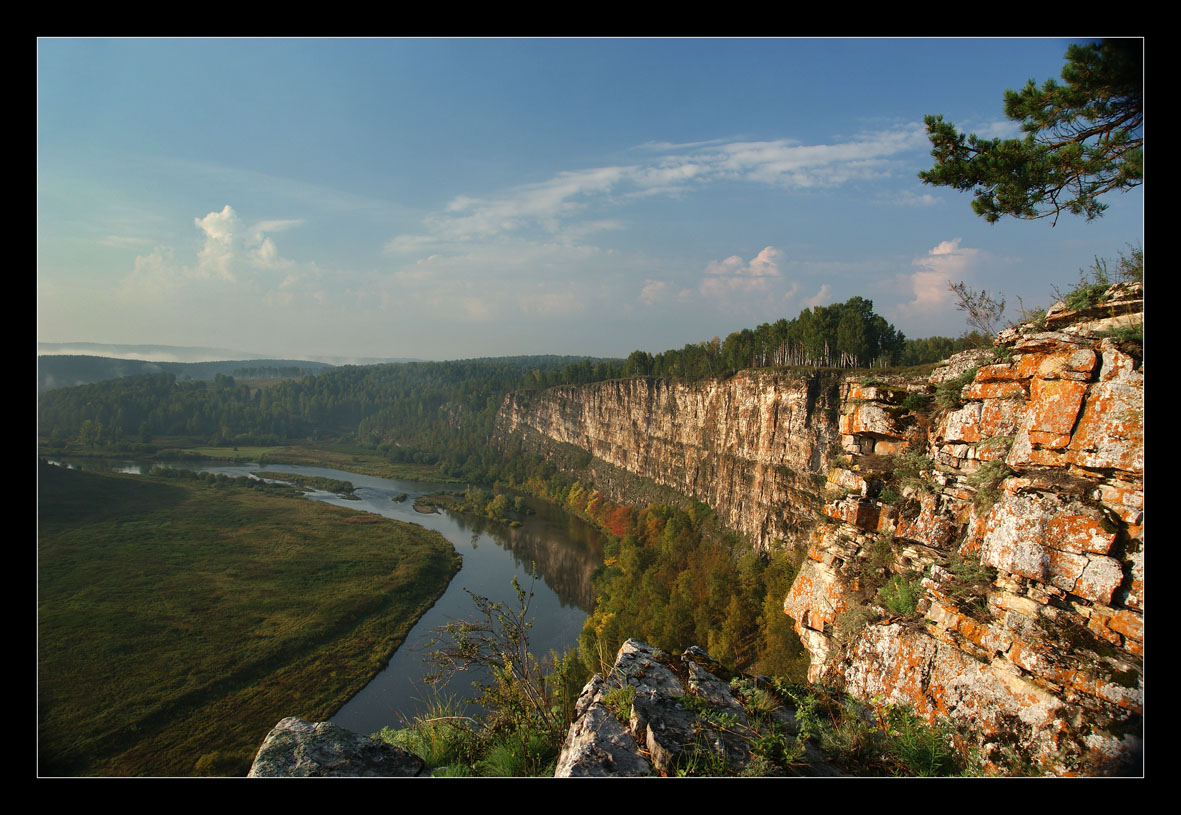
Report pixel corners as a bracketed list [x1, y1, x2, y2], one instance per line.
[248, 717, 425, 777]
[554, 639, 844, 777]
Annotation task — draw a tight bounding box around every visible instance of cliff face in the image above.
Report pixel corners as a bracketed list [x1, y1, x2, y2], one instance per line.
[495, 282, 1143, 775]
[496, 370, 847, 551]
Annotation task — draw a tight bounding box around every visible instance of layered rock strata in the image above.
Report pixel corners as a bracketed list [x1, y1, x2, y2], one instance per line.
[496, 370, 846, 551]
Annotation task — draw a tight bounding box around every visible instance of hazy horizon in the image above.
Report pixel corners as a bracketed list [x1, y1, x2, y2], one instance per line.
[38, 37, 1143, 362]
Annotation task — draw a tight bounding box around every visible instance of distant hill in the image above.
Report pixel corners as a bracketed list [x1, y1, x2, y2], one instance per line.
[37, 355, 340, 392]
[38, 342, 267, 363]
[37, 342, 424, 368]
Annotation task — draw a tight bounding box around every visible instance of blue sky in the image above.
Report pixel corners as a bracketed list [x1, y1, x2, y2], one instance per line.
[37, 37, 1143, 362]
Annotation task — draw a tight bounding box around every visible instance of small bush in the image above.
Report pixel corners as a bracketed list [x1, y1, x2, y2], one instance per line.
[976, 435, 1014, 454]
[889, 449, 936, 494]
[859, 533, 895, 594]
[730, 677, 781, 719]
[948, 281, 1006, 339]
[1016, 305, 1048, 330]
[881, 706, 962, 777]
[674, 738, 733, 777]
[476, 729, 557, 777]
[1063, 282, 1110, 312]
[770, 682, 974, 776]
[901, 392, 933, 413]
[941, 555, 997, 618]
[374, 697, 476, 771]
[1062, 247, 1142, 313]
[967, 459, 1014, 510]
[1098, 323, 1143, 345]
[934, 368, 978, 409]
[1114, 244, 1144, 283]
[988, 345, 1014, 364]
[603, 683, 636, 725]
[835, 605, 876, 644]
[878, 573, 923, 618]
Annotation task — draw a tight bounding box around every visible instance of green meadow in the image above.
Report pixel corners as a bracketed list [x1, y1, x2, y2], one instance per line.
[37, 462, 460, 776]
[183, 441, 465, 483]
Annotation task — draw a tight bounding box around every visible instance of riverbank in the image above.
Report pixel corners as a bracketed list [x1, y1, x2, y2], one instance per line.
[37, 461, 461, 776]
[36, 438, 466, 484]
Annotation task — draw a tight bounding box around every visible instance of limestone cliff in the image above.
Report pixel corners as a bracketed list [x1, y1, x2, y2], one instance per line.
[496, 281, 1143, 775]
[496, 369, 846, 551]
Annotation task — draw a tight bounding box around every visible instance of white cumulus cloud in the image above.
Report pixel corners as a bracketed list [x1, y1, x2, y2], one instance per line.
[804, 284, 832, 309]
[702, 246, 782, 290]
[897, 237, 984, 318]
[124, 205, 305, 300]
[194, 205, 239, 281]
[699, 246, 784, 310]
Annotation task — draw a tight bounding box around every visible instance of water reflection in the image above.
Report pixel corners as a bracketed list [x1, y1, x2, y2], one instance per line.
[441, 498, 600, 610]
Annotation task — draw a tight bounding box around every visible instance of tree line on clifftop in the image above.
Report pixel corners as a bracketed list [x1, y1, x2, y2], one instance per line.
[622, 296, 987, 381]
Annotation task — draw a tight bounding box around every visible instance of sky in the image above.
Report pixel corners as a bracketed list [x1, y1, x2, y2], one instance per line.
[37, 37, 1144, 363]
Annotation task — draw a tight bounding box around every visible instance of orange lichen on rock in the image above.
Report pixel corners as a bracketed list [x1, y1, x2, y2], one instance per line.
[1023, 378, 1089, 448]
[784, 309, 1142, 774]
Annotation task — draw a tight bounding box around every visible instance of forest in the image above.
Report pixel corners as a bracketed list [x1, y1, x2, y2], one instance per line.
[38, 298, 982, 477]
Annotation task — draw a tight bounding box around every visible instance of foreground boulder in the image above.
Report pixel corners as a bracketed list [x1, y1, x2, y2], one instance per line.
[248, 717, 425, 777]
[554, 639, 844, 777]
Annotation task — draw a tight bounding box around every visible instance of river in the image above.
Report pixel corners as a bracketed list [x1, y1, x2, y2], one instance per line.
[47, 458, 605, 737]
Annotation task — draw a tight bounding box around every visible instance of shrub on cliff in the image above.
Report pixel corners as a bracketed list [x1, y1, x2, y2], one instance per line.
[772, 680, 975, 776]
[879, 573, 923, 618]
[935, 368, 978, 409]
[967, 459, 1014, 510]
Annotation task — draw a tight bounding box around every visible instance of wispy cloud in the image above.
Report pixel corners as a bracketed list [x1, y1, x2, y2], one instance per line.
[387, 124, 929, 250]
[639, 279, 671, 305]
[247, 219, 302, 270]
[889, 189, 941, 207]
[631, 137, 734, 152]
[146, 156, 408, 216]
[709, 126, 925, 187]
[970, 119, 1023, 140]
[99, 235, 153, 248]
[425, 166, 630, 241]
[121, 245, 187, 300]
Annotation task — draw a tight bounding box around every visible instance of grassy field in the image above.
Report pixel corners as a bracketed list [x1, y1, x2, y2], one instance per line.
[186, 440, 465, 483]
[37, 461, 461, 777]
[177, 445, 277, 462]
[37, 436, 464, 484]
